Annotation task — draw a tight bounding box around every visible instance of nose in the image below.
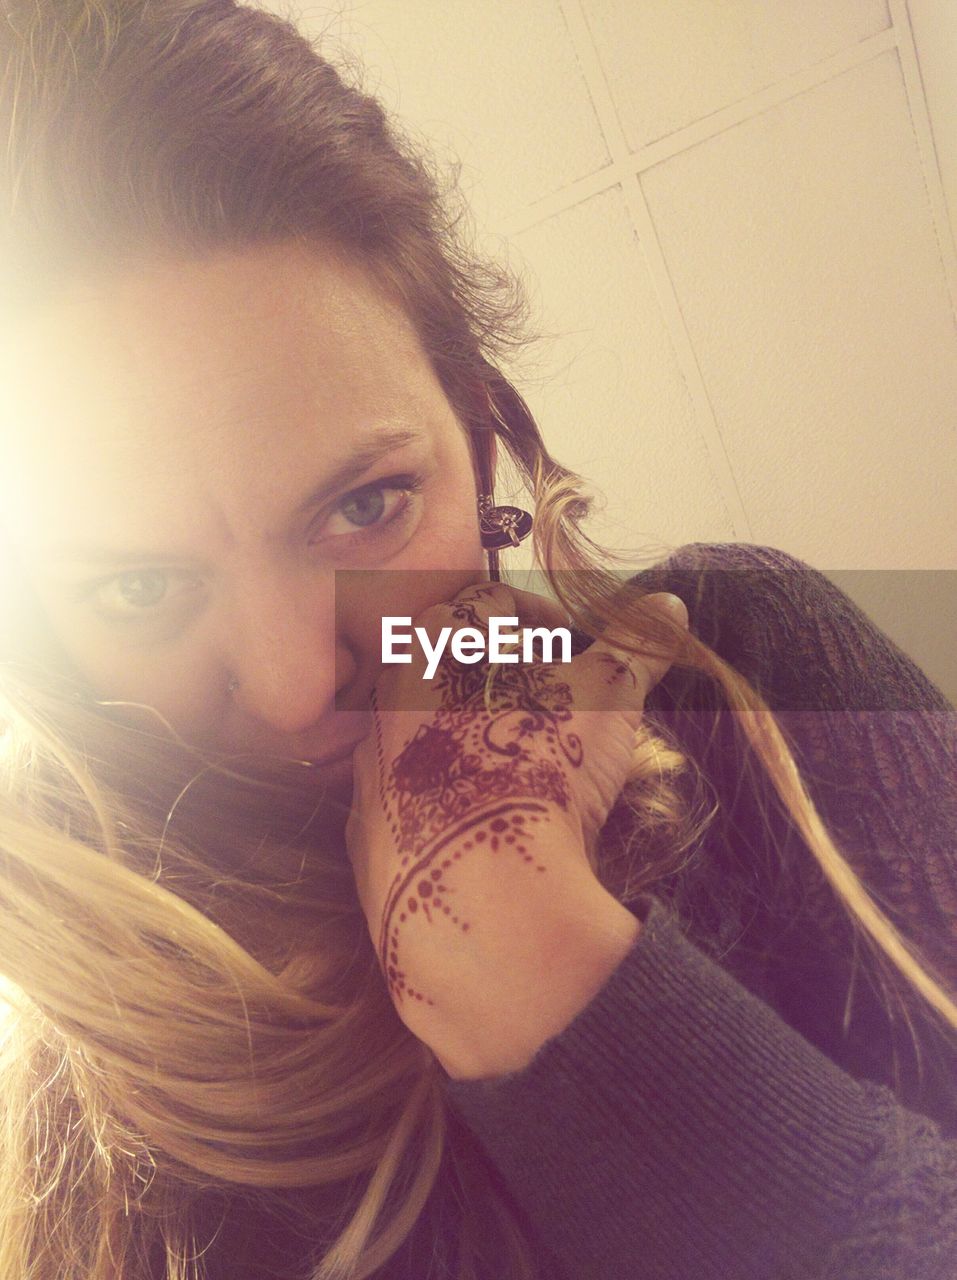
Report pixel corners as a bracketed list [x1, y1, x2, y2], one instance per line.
[221, 574, 357, 739]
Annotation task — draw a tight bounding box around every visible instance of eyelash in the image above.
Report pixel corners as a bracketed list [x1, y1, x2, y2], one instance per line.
[309, 473, 423, 547]
[78, 472, 425, 626]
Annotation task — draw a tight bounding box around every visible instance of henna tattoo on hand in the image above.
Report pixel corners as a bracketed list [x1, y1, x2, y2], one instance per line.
[594, 651, 639, 688]
[369, 609, 585, 1008]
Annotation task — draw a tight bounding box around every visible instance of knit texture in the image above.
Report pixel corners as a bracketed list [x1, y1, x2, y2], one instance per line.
[424, 542, 957, 1280]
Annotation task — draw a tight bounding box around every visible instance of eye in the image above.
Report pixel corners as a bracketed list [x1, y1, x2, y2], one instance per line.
[83, 567, 205, 624]
[110, 569, 167, 608]
[315, 475, 422, 541]
[338, 484, 387, 528]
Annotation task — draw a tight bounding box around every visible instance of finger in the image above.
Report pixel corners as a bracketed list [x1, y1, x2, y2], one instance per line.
[409, 584, 686, 696]
[411, 580, 507, 636]
[573, 592, 689, 707]
[500, 583, 572, 634]
[440, 582, 574, 669]
[445, 580, 518, 631]
[417, 581, 571, 635]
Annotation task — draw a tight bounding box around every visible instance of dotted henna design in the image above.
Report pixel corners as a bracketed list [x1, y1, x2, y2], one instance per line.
[369, 625, 585, 1009]
[376, 799, 549, 1006]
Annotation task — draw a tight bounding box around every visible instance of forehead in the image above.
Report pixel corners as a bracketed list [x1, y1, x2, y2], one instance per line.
[0, 241, 441, 550]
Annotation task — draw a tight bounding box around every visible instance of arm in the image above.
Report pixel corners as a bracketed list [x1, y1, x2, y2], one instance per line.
[441, 542, 957, 1279]
[444, 895, 957, 1280]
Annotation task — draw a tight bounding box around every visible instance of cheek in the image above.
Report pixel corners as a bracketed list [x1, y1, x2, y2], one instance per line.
[34, 605, 219, 737]
[386, 446, 485, 580]
[87, 647, 217, 730]
[397, 483, 486, 612]
[340, 496, 486, 675]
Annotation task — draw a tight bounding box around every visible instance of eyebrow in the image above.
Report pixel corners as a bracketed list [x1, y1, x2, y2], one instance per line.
[38, 425, 425, 565]
[291, 426, 423, 517]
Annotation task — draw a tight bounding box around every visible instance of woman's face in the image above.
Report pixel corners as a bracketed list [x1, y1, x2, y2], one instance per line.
[0, 241, 486, 786]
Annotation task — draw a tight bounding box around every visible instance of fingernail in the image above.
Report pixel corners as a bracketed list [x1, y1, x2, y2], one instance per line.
[656, 593, 689, 629]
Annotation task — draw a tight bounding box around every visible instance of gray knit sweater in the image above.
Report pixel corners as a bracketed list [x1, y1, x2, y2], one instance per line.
[396, 541, 957, 1279]
[196, 541, 957, 1279]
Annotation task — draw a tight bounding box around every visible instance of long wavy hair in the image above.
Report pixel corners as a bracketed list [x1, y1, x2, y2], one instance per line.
[0, 3, 955, 1277]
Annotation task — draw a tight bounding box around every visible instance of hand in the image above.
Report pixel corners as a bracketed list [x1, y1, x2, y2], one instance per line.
[345, 581, 688, 1077]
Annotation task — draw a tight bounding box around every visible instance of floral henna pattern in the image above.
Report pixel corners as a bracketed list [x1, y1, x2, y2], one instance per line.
[371, 634, 585, 1008]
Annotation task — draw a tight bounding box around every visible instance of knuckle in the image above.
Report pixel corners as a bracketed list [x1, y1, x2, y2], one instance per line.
[597, 649, 643, 688]
[414, 581, 516, 635]
[412, 599, 455, 633]
[574, 643, 647, 706]
[452, 580, 514, 617]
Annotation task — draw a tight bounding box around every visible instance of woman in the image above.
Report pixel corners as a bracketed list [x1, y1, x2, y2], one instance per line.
[0, 2, 954, 1277]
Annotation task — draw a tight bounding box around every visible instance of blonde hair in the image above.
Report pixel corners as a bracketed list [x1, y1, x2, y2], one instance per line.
[0, 3, 954, 1278]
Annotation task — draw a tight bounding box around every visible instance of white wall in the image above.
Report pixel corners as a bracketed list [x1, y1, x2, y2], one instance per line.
[908, 0, 957, 260]
[275, 1, 957, 703]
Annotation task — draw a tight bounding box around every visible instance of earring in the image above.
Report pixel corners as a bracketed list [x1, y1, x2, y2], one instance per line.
[478, 494, 534, 550]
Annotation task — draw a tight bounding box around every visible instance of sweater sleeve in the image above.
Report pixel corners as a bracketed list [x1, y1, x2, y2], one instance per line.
[441, 541, 957, 1280]
[627, 541, 957, 1130]
[444, 898, 957, 1280]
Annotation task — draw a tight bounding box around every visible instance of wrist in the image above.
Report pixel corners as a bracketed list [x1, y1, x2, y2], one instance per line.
[433, 878, 641, 1081]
